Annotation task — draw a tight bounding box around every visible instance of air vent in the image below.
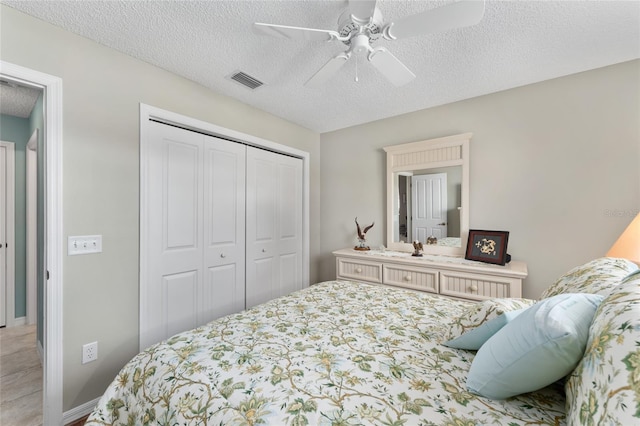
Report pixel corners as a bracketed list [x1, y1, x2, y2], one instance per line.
[228, 71, 264, 90]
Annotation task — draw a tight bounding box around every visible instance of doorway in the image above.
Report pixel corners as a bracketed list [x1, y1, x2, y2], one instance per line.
[0, 141, 15, 328]
[0, 60, 63, 425]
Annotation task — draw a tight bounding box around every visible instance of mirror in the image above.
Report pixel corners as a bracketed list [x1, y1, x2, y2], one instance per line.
[384, 133, 471, 256]
[393, 166, 462, 244]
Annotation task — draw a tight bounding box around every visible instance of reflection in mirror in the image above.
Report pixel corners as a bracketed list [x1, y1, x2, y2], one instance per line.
[384, 133, 471, 256]
[393, 166, 462, 246]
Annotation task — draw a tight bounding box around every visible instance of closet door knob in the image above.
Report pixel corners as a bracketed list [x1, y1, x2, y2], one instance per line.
[262, 248, 266, 253]
[220, 253, 226, 258]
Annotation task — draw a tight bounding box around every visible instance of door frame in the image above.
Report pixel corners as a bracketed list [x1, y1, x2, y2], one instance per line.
[0, 141, 15, 328]
[26, 129, 38, 325]
[139, 103, 310, 351]
[0, 61, 64, 426]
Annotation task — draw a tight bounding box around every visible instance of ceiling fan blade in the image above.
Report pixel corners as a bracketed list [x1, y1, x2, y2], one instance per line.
[386, 0, 485, 40]
[349, 0, 377, 23]
[305, 53, 351, 88]
[254, 22, 341, 42]
[368, 48, 415, 86]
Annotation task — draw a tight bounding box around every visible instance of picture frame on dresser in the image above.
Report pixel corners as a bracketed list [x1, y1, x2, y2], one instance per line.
[465, 229, 510, 265]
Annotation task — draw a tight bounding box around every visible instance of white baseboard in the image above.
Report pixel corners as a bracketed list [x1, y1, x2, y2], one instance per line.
[63, 397, 100, 425]
[12, 316, 26, 326]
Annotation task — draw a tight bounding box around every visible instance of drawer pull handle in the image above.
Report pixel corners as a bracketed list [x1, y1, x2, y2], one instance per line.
[469, 285, 478, 292]
[404, 275, 412, 281]
[355, 267, 362, 273]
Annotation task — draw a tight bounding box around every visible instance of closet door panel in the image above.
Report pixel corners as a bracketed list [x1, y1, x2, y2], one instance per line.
[279, 253, 300, 297]
[246, 258, 274, 309]
[201, 136, 246, 323]
[163, 271, 198, 338]
[246, 153, 277, 308]
[144, 122, 204, 348]
[246, 147, 303, 308]
[202, 264, 241, 322]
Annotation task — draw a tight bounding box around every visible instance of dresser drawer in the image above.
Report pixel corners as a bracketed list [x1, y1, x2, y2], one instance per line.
[383, 264, 438, 294]
[336, 257, 382, 283]
[439, 270, 522, 301]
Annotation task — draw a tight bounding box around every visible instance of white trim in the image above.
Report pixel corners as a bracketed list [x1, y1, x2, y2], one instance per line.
[63, 397, 100, 425]
[0, 141, 16, 328]
[0, 61, 64, 426]
[12, 316, 26, 326]
[139, 103, 310, 351]
[27, 129, 38, 325]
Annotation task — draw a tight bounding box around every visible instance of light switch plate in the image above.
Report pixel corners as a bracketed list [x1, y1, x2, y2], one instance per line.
[68, 235, 102, 255]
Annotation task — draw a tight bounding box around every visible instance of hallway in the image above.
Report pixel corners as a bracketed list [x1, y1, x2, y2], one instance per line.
[0, 324, 42, 426]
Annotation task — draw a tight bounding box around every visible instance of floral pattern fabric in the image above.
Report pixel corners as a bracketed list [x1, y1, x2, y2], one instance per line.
[444, 297, 536, 342]
[565, 270, 640, 425]
[540, 257, 638, 299]
[86, 281, 566, 426]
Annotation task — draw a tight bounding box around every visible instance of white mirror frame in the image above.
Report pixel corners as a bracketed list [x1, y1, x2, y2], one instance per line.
[384, 132, 471, 256]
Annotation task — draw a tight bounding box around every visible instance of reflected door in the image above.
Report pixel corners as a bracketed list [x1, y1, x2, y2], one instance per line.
[411, 173, 448, 241]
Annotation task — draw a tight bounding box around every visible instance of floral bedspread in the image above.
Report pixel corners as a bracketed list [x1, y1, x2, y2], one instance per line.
[86, 281, 566, 425]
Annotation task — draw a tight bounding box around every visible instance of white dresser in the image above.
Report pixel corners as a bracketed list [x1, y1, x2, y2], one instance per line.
[333, 248, 528, 301]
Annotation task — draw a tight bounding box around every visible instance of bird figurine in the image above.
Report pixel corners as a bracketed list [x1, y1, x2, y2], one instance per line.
[412, 240, 424, 257]
[354, 217, 374, 251]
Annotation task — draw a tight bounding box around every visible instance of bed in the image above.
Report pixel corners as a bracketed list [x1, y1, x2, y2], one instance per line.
[86, 257, 640, 426]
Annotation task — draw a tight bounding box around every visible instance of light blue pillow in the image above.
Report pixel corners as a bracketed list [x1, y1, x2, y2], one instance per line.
[466, 293, 604, 399]
[444, 308, 526, 350]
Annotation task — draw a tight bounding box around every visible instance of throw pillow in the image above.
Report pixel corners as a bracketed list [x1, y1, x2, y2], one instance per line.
[540, 257, 638, 299]
[444, 298, 536, 344]
[466, 293, 604, 399]
[565, 270, 640, 424]
[444, 308, 527, 350]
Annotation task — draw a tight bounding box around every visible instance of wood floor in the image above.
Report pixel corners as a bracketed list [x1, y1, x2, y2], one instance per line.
[0, 324, 43, 426]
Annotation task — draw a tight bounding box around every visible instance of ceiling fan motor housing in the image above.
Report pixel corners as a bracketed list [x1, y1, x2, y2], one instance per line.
[337, 8, 383, 46]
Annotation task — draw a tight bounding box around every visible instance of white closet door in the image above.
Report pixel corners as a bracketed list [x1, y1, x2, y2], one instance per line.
[144, 122, 204, 347]
[201, 135, 246, 323]
[143, 123, 248, 349]
[246, 147, 303, 308]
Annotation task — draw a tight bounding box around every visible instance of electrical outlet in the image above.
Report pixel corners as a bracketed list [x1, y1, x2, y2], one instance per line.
[82, 341, 98, 364]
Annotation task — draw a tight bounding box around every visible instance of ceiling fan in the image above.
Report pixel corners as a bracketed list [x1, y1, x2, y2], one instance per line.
[253, 0, 485, 88]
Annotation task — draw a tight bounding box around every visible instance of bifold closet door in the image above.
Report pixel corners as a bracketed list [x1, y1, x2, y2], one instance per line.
[245, 146, 303, 308]
[143, 122, 245, 348]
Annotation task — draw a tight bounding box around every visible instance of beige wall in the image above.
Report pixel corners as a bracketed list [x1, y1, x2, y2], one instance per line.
[320, 60, 640, 299]
[0, 5, 321, 411]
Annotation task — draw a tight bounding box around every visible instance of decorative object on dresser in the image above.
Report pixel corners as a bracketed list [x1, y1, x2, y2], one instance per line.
[412, 240, 423, 257]
[465, 229, 511, 265]
[354, 217, 374, 251]
[426, 235, 438, 245]
[333, 248, 527, 301]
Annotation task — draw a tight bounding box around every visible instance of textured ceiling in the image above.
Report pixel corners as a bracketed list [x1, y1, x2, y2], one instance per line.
[3, 0, 639, 133]
[0, 82, 41, 118]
